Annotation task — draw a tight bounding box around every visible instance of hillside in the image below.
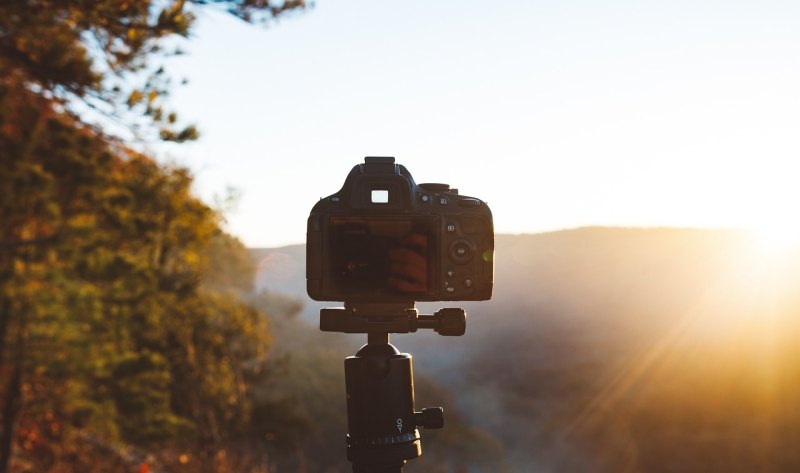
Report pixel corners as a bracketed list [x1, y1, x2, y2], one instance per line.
[251, 228, 800, 472]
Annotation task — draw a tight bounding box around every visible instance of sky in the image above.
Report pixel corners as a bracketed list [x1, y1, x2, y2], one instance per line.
[155, 0, 800, 248]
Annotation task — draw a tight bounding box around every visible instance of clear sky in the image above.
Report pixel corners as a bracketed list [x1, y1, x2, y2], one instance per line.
[156, 0, 800, 248]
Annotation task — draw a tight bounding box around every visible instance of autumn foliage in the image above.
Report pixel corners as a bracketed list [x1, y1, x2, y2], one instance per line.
[0, 1, 306, 472]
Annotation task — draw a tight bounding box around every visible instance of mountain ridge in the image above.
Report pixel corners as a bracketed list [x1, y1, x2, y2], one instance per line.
[248, 226, 800, 472]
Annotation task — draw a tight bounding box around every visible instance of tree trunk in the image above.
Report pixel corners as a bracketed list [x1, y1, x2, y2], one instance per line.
[0, 296, 9, 372]
[0, 352, 22, 473]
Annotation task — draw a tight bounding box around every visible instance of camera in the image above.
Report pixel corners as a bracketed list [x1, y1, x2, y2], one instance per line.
[307, 156, 494, 302]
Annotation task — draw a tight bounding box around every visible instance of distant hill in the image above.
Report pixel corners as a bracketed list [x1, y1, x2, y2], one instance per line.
[251, 244, 306, 297]
[250, 228, 800, 472]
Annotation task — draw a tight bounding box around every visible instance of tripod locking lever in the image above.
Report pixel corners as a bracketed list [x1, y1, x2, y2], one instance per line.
[415, 407, 444, 429]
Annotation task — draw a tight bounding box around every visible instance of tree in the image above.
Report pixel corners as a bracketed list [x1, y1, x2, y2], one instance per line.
[0, 0, 306, 141]
[1, 2, 307, 471]
[0, 82, 276, 471]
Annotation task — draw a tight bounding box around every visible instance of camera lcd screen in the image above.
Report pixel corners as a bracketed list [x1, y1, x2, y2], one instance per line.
[329, 216, 437, 298]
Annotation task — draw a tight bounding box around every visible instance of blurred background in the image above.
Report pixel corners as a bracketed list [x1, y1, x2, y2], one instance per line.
[1, 1, 799, 472]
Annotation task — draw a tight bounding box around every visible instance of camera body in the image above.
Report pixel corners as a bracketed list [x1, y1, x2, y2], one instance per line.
[307, 157, 494, 302]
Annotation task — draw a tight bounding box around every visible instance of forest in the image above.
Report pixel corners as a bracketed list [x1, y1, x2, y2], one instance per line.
[0, 2, 307, 472]
[4, 2, 800, 473]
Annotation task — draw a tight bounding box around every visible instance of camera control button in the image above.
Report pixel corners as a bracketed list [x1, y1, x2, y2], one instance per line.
[464, 279, 473, 288]
[439, 196, 448, 205]
[446, 286, 455, 294]
[420, 193, 431, 203]
[446, 224, 456, 233]
[446, 270, 455, 278]
[449, 239, 475, 264]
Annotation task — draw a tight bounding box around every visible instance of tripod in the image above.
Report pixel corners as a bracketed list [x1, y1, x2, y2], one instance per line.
[320, 302, 466, 473]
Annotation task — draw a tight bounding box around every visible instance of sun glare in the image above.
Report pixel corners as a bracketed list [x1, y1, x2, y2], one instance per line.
[753, 221, 800, 254]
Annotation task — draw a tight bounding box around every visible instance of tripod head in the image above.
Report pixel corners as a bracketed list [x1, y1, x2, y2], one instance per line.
[320, 303, 466, 473]
[320, 302, 466, 336]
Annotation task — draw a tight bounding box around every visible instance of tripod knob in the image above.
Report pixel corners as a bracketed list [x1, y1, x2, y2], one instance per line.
[434, 308, 466, 336]
[415, 407, 444, 429]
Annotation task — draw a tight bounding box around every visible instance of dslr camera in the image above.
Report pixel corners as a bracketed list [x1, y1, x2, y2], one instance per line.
[307, 157, 494, 302]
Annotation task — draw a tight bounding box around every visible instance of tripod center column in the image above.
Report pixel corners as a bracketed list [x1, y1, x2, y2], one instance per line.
[344, 334, 421, 467]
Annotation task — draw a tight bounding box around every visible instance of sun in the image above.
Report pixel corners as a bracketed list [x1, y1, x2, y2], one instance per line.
[752, 220, 800, 254]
